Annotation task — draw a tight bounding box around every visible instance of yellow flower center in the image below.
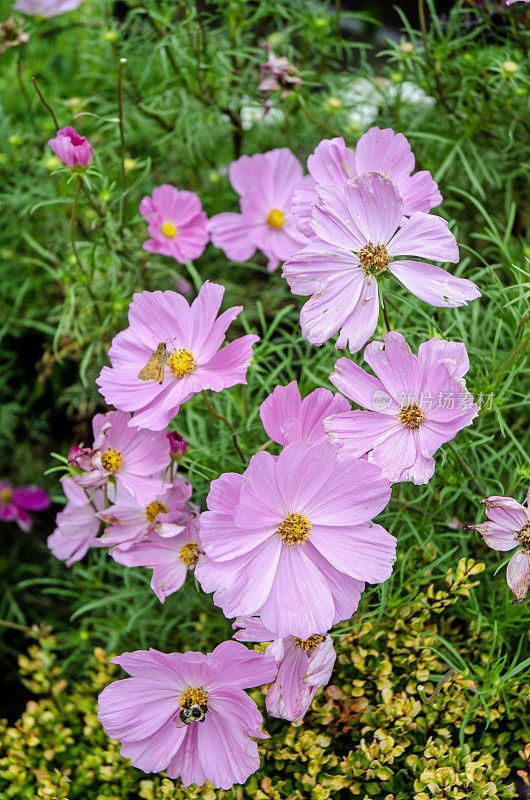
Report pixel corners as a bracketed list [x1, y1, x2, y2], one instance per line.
[266, 208, 285, 229]
[277, 512, 311, 546]
[161, 221, 177, 238]
[145, 501, 168, 523]
[180, 541, 199, 566]
[358, 242, 390, 275]
[179, 686, 208, 709]
[1, 488, 13, 505]
[398, 404, 425, 429]
[517, 522, 530, 552]
[293, 634, 325, 652]
[101, 447, 123, 472]
[168, 349, 195, 378]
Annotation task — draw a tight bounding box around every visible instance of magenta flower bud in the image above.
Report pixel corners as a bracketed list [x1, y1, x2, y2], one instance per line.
[68, 446, 83, 467]
[48, 126, 93, 169]
[167, 431, 188, 461]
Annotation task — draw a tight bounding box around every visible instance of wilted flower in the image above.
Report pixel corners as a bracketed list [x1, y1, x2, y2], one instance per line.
[196, 441, 395, 638]
[48, 126, 92, 169]
[73, 410, 170, 504]
[0, 17, 29, 54]
[292, 127, 442, 237]
[110, 506, 201, 602]
[208, 148, 310, 271]
[13, 0, 82, 16]
[325, 332, 479, 484]
[0, 480, 50, 532]
[47, 477, 105, 565]
[259, 380, 349, 447]
[96, 477, 192, 550]
[259, 43, 301, 114]
[97, 641, 277, 788]
[139, 185, 209, 265]
[234, 616, 336, 723]
[283, 171, 480, 353]
[96, 282, 259, 431]
[468, 489, 530, 602]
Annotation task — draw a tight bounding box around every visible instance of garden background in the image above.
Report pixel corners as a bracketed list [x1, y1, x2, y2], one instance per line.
[0, 0, 529, 797]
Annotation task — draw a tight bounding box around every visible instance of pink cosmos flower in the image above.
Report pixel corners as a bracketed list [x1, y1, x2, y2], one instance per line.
[97, 641, 277, 789]
[14, 0, 82, 16]
[506, 1, 529, 5]
[96, 476, 192, 550]
[208, 148, 310, 271]
[110, 507, 202, 603]
[74, 410, 170, 504]
[283, 171, 480, 353]
[139, 185, 209, 265]
[259, 380, 350, 447]
[48, 126, 92, 168]
[468, 489, 530, 603]
[47, 477, 105, 566]
[96, 282, 259, 431]
[196, 441, 395, 639]
[292, 129, 442, 238]
[325, 332, 478, 485]
[0, 480, 50, 532]
[233, 616, 336, 723]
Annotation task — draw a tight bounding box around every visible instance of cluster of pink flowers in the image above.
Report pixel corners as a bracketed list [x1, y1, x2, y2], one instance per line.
[0, 481, 49, 531]
[43, 121, 527, 792]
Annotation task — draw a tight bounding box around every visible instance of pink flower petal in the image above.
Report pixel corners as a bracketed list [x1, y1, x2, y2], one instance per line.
[506, 550, 530, 603]
[388, 212, 459, 263]
[388, 259, 481, 307]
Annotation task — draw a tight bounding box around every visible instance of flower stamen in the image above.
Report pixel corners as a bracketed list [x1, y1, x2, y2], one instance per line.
[145, 500, 168, 523]
[277, 512, 311, 546]
[178, 686, 209, 725]
[101, 447, 123, 472]
[266, 208, 285, 229]
[161, 221, 177, 238]
[398, 404, 425, 429]
[168, 349, 195, 378]
[358, 242, 390, 275]
[1, 488, 13, 505]
[294, 634, 325, 652]
[517, 522, 530, 552]
[180, 541, 199, 566]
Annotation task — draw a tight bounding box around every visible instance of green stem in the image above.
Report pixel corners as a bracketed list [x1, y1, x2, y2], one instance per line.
[447, 442, 486, 496]
[117, 58, 128, 229]
[490, 332, 530, 388]
[31, 75, 60, 129]
[70, 178, 103, 324]
[201, 390, 245, 464]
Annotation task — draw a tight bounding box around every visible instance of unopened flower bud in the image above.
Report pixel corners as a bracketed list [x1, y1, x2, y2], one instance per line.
[167, 431, 188, 462]
[327, 97, 343, 111]
[399, 41, 414, 54]
[502, 60, 518, 76]
[48, 126, 93, 170]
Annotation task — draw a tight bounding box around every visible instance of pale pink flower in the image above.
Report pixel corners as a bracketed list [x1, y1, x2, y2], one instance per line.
[234, 616, 336, 723]
[96, 282, 259, 431]
[292, 128, 442, 237]
[47, 477, 105, 566]
[208, 148, 310, 271]
[97, 641, 277, 788]
[468, 489, 530, 603]
[506, 1, 529, 5]
[48, 126, 92, 168]
[196, 441, 395, 639]
[96, 476, 192, 550]
[139, 185, 209, 264]
[259, 43, 301, 114]
[325, 332, 478, 485]
[73, 410, 170, 504]
[259, 380, 349, 447]
[283, 171, 480, 353]
[14, 0, 82, 16]
[110, 508, 202, 603]
[0, 480, 50, 532]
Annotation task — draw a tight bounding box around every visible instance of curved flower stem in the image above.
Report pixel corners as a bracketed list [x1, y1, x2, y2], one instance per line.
[490, 332, 530, 388]
[418, 668, 456, 704]
[417, 0, 460, 121]
[70, 177, 102, 324]
[31, 75, 60, 129]
[201, 390, 245, 464]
